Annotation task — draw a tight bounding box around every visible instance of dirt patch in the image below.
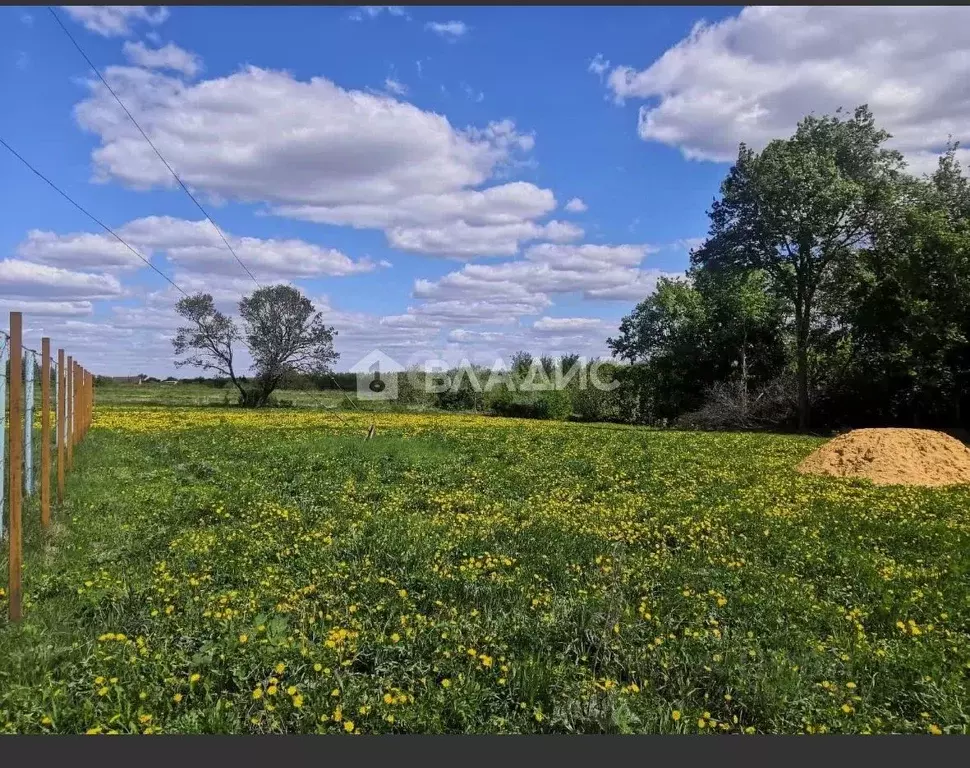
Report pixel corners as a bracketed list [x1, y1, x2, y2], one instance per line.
[797, 428, 970, 487]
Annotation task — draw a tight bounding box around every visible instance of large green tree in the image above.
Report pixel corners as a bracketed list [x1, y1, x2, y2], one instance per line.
[692, 105, 904, 429]
[839, 144, 970, 426]
[173, 284, 339, 407]
[608, 268, 786, 422]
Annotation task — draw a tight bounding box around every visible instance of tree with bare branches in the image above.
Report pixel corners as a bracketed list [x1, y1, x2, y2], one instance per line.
[173, 285, 338, 407]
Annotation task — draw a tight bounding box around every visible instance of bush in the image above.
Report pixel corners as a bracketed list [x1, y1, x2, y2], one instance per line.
[487, 389, 573, 421]
[484, 385, 516, 416]
[396, 373, 433, 407]
[675, 375, 798, 431]
[434, 383, 485, 412]
[573, 385, 623, 422]
[535, 390, 573, 421]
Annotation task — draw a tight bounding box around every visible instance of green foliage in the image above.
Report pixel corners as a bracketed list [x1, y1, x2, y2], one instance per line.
[534, 390, 572, 421]
[693, 105, 905, 428]
[173, 285, 338, 409]
[609, 269, 787, 425]
[611, 108, 970, 433]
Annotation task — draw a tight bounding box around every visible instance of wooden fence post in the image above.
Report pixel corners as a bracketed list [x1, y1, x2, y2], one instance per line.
[77, 368, 83, 442]
[83, 368, 89, 438]
[66, 355, 73, 471]
[41, 338, 51, 528]
[0, 336, 6, 541]
[86, 368, 91, 437]
[57, 348, 65, 504]
[82, 368, 88, 439]
[8, 312, 23, 622]
[75, 364, 81, 445]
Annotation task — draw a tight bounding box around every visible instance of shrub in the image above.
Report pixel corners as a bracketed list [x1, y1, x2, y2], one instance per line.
[675, 375, 798, 431]
[434, 382, 485, 412]
[535, 390, 573, 421]
[484, 385, 516, 416]
[396, 373, 432, 407]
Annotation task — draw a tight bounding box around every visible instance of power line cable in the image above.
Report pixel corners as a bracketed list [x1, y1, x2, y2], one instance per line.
[0, 136, 187, 297]
[46, 8, 372, 430]
[48, 5, 262, 289]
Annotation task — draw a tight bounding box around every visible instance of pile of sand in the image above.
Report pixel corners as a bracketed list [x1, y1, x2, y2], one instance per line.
[797, 428, 970, 487]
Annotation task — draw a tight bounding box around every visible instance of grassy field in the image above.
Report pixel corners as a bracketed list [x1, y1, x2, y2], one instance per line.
[1, 406, 969, 734]
[93, 382, 356, 409]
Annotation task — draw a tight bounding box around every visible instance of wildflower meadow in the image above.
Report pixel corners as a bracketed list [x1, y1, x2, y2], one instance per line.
[1, 406, 968, 734]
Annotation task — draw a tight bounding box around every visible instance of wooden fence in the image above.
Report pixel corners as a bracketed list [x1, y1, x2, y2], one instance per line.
[2, 310, 94, 622]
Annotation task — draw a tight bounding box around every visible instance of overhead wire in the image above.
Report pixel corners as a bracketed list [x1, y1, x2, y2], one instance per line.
[47, 5, 261, 289]
[0, 136, 187, 297]
[42, 9, 375, 433]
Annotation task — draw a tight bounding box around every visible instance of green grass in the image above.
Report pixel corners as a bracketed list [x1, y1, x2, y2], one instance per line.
[92, 382, 351, 408]
[1, 406, 968, 734]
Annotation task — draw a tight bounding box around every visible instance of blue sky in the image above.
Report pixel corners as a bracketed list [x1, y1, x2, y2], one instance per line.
[2, 6, 967, 376]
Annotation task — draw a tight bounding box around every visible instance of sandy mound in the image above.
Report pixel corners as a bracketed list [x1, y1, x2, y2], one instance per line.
[797, 428, 970, 487]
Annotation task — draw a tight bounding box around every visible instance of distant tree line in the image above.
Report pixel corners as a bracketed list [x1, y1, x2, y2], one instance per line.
[609, 105, 970, 433]
[136, 107, 970, 431]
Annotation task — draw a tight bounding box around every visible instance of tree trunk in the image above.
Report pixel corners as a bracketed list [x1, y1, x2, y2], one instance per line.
[795, 297, 811, 431]
[740, 328, 749, 420]
[231, 377, 248, 406]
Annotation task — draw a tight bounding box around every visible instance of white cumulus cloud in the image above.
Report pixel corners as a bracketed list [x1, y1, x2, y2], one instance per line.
[384, 77, 408, 96]
[533, 316, 606, 332]
[426, 21, 469, 41]
[0, 259, 124, 301]
[350, 6, 409, 22]
[122, 41, 201, 77]
[19, 217, 377, 282]
[60, 6, 169, 37]
[604, 6, 970, 173]
[74, 66, 565, 258]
